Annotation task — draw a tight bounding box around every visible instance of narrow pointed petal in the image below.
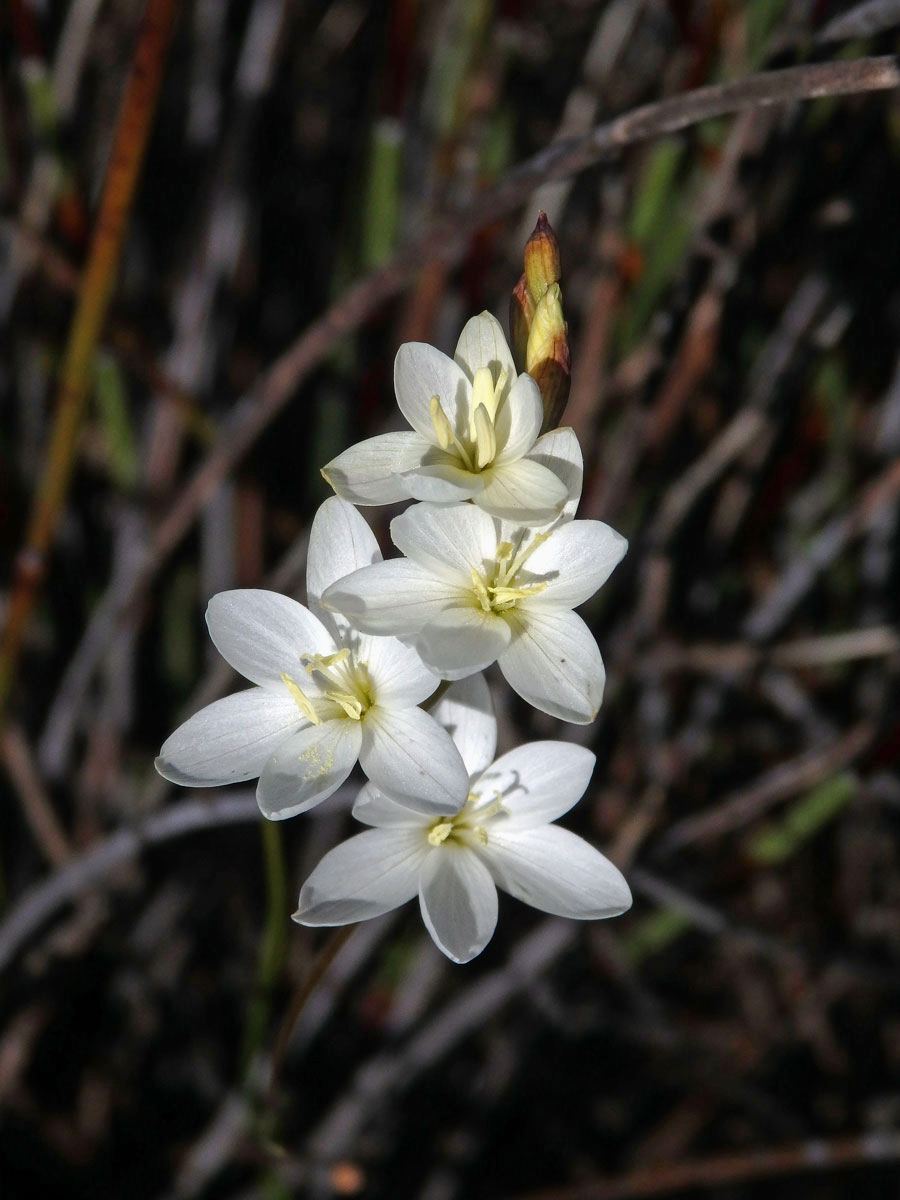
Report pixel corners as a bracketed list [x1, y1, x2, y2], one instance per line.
[321, 432, 430, 505]
[476, 458, 568, 523]
[453, 311, 516, 385]
[419, 849, 498, 963]
[493, 372, 542, 463]
[431, 674, 496, 777]
[307, 496, 382, 604]
[295, 828, 425, 925]
[417, 608, 510, 676]
[400, 461, 483, 503]
[256, 719, 362, 819]
[394, 342, 471, 442]
[525, 427, 583, 522]
[522, 520, 627, 609]
[390, 502, 496, 580]
[360, 706, 469, 814]
[475, 742, 594, 830]
[365, 635, 441, 708]
[485, 826, 632, 918]
[206, 590, 335, 686]
[499, 609, 605, 724]
[353, 783, 428, 828]
[155, 688, 303, 787]
[322, 560, 461, 637]
[307, 497, 382, 639]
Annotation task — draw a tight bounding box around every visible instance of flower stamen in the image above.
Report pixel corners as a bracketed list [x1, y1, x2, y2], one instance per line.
[281, 671, 322, 725]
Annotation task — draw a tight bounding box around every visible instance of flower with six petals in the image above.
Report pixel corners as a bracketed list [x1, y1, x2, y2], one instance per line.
[155, 498, 469, 818]
[321, 497, 627, 724]
[294, 676, 632, 962]
[321, 312, 572, 523]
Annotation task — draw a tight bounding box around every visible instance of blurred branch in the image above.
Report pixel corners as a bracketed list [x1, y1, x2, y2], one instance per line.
[512, 1129, 900, 1200]
[42, 55, 900, 718]
[0, 0, 181, 727]
[1, 722, 72, 866]
[657, 722, 876, 853]
[0, 790, 255, 971]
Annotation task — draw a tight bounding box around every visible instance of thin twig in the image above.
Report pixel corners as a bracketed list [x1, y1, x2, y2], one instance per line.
[509, 1129, 900, 1200]
[657, 722, 875, 853]
[0, 0, 181, 726]
[1, 722, 73, 866]
[267, 924, 358, 1106]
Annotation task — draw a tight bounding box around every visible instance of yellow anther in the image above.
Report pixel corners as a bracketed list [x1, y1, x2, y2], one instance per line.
[474, 826, 489, 846]
[429, 395, 453, 450]
[303, 648, 350, 675]
[329, 691, 364, 721]
[502, 529, 552, 583]
[470, 568, 493, 614]
[472, 403, 496, 469]
[281, 672, 321, 725]
[489, 581, 548, 607]
[428, 822, 454, 847]
[471, 367, 497, 425]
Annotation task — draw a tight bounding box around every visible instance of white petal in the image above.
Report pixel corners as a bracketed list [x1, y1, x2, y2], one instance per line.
[475, 741, 594, 830]
[360, 705, 469, 814]
[400, 461, 483, 503]
[322, 560, 461, 636]
[430, 674, 496, 777]
[206, 590, 336, 686]
[525, 426, 583, 522]
[419, 848, 498, 963]
[390, 502, 496, 581]
[321, 432, 430, 505]
[522, 519, 627, 609]
[307, 496, 382, 601]
[294, 828, 425, 925]
[353, 782, 428, 828]
[453, 311, 516, 385]
[365, 634, 441, 708]
[476, 458, 568, 523]
[493, 372, 542, 463]
[155, 688, 303, 786]
[307, 497, 382, 640]
[256, 719, 362, 819]
[417, 607, 511, 676]
[499, 609, 605, 724]
[394, 342, 471, 442]
[485, 826, 632, 919]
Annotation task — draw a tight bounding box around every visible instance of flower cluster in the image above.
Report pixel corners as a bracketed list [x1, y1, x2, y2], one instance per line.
[157, 243, 632, 961]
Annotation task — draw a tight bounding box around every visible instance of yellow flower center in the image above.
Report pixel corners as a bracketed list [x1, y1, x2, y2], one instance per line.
[428, 366, 508, 473]
[426, 792, 508, 848]
[281, 648, 374, 724]
[470, 532, 551, 615]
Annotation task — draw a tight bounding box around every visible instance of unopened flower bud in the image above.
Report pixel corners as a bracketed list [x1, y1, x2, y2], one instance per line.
[526, 284, 570, 432]
[509, 273, 535, 373]
[524, 211, 561, 303]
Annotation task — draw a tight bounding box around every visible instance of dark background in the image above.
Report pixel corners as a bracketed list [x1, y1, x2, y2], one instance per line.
[2, 1, 900, 1197]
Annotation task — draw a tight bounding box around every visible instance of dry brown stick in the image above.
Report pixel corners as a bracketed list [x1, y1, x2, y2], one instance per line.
[646, 626, 900, 674]
[744, 454, 900, 641]
[509, 1130, 900, 1200]
[658, 722, 876, 854]
[267, 924, 358, 1106]
[0, 0, 180, 726]
[1, 723, 73, 866]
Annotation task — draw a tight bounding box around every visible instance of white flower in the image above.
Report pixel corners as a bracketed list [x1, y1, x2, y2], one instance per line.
[321, 498, 627, 724]
[321, 311, 573, 524]
[155, 498, 469, 818]
[294, 676, 632, 963]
